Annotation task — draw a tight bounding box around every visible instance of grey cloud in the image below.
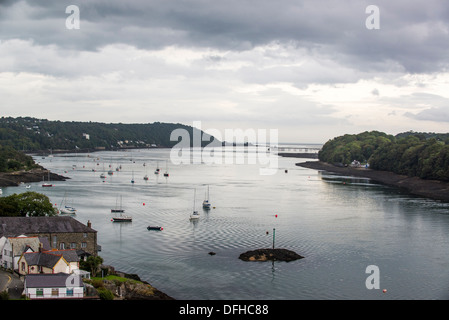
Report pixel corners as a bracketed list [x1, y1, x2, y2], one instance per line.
[1, 0, 449, 75]
[405, 107, 449, 122]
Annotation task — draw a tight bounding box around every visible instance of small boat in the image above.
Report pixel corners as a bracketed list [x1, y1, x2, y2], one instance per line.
[154, 162, 160, 174]
[60, 206, 77, 215]
[190, 189, 200, 220]
[100, 173, 106, 179]
[147, 226, 163, 231]
[163, 160, 169, 177]
[112, 215, 132, 222]
[111, 205, 132, 221]
[202, 185, 211, 210]
[59, 192, 77, 214]
[42, 172, 53, 187]
[111, 195, 125, 213]
[143, 175, 149, 181]
[108, 169, 114, 175]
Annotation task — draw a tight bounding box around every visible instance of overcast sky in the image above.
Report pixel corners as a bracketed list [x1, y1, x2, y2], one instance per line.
[1, 0, 449, 143]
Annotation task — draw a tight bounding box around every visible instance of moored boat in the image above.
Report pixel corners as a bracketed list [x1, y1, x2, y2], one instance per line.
[147, 226, 163, 231]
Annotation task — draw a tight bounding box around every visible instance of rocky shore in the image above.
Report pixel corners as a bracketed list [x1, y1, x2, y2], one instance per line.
[297, 161, 449, 203]
[0, 168, 69, 188]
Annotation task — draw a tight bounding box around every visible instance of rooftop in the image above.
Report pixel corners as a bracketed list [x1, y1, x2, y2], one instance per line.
[0, 216, 96, 237]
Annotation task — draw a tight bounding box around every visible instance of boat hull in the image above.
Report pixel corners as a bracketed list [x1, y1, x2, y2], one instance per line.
[147, 226, 163, 231]
[112, 217, 132, 222]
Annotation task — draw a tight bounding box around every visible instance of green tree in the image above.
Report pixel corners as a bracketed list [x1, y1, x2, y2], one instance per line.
[0, 192, 57, 217]
[80, 256, 104, 278]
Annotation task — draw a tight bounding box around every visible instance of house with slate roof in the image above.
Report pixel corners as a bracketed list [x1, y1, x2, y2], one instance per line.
[18, 250, 71, 275]
[24, 273, 84, 299]
[0, 216, 98, 257]
[0, 236, 50, 271]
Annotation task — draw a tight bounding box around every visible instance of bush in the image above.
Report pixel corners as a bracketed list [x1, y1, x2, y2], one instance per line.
[97, 287, 115, 300]
[0, 290, 9, 300]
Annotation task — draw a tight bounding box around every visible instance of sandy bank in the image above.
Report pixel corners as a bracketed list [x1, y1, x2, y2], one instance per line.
[297, 161, 449, 203]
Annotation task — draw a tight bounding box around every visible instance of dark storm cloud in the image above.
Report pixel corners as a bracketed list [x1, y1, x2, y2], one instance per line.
[1, 0, 449, 74]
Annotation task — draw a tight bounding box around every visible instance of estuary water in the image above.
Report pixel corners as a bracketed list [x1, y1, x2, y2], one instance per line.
[3, 146, 449, 300]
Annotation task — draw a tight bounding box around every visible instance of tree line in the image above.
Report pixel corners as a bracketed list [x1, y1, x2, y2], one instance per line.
[318, 130, 449, 181]
[0, 117, 216, 152]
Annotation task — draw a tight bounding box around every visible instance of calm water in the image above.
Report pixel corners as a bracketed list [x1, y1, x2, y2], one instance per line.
[3, 146, 449, 300]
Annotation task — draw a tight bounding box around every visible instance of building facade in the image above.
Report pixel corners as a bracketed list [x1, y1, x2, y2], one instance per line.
[0, 217, 98, 257]
[24, 273, 84, 299]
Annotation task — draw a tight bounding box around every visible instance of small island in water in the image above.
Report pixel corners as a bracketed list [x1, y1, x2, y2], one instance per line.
[239, 248, 304, 262]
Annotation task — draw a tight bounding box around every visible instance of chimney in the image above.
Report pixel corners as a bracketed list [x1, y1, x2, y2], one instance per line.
[87, 220, 91, 228]
[39, 242, 43, 253]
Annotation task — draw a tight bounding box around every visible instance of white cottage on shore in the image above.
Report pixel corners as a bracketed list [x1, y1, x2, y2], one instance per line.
[24, 273, 84, 299]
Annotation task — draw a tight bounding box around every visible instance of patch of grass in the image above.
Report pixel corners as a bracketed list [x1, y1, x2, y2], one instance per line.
[91, 274, 140, 284]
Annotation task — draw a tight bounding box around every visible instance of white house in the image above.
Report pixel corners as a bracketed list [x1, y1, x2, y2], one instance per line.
[0, 236, 48, 271]
[24, 273, 84, 299]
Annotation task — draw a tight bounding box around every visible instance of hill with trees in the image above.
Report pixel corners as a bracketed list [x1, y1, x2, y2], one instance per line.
[0, 144, 39, 172]
[318, 131, 449, 182]
[0, 117, 217, 153]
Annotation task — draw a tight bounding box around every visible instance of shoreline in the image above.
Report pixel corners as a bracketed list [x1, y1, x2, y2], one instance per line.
[0, 167, 69, 188]
[297, 161, 449, 203]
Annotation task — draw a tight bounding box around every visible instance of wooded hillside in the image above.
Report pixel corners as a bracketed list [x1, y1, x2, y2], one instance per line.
[318, 131, 449, 181]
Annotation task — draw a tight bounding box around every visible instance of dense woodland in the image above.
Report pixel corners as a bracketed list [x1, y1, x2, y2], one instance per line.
[318, 131, 449, 181]
[0, 117, 215, 152]
[0, 144, 39, 172]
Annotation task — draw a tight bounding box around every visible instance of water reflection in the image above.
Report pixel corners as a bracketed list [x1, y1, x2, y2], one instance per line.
[3, 150, 449, 299]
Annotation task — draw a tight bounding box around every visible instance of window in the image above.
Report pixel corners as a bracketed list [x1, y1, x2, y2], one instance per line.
[51, 288, 59, 297]
[81, 242, 87, 248]
[71, 242, 76, 249]
[66, 288, 74, 297]
[83, 233, 87, 238]
[52, 235, 57, 248]
[36, 288, 43, 296]
[60, 242, 65, 250]
[21, 262, 25, 272]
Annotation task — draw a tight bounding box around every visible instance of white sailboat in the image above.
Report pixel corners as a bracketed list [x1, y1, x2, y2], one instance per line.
[112, 213, 132, 222]
[59, 192, 77, 214]
[190, 189, 200, 220]
[202, 185, 211, 210]
[42, 171, 53, 187]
